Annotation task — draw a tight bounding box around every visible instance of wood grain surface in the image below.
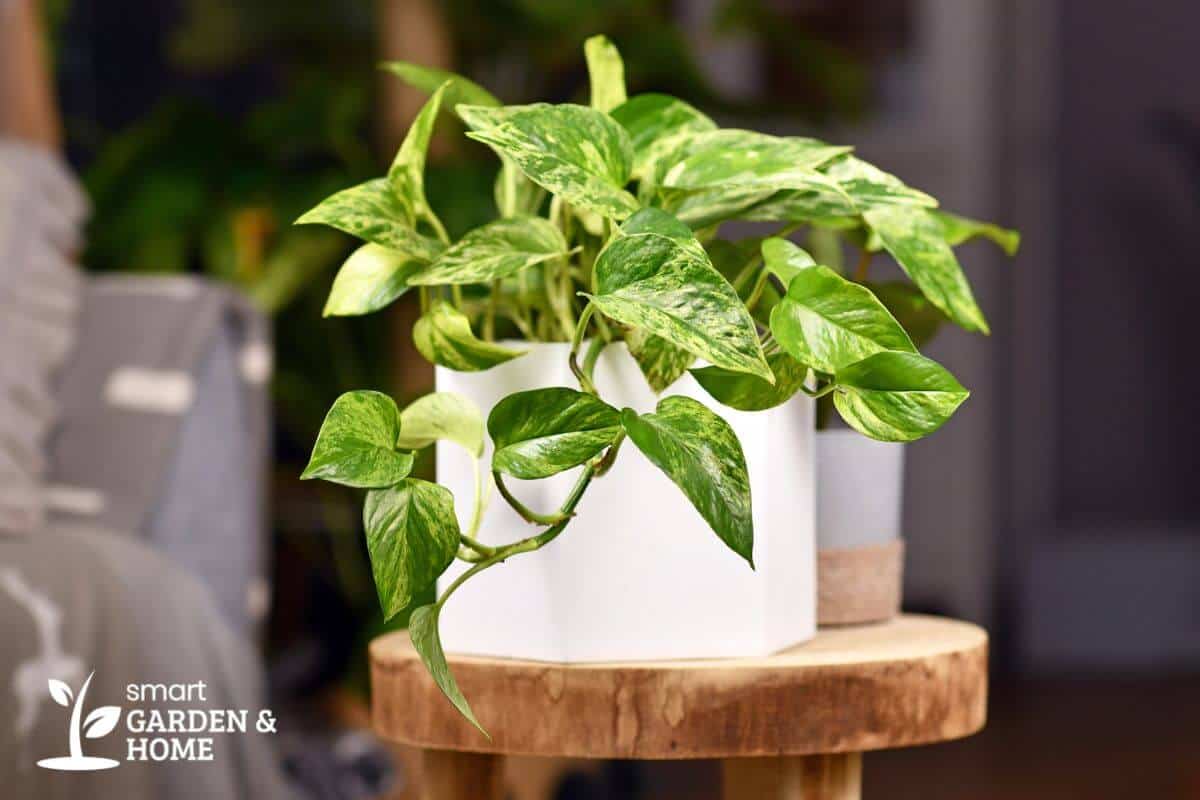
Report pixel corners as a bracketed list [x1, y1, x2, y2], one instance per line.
[370, 614, 987, 760]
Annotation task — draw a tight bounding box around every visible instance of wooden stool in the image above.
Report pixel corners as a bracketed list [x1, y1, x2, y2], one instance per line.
[370, 614, 987, 799]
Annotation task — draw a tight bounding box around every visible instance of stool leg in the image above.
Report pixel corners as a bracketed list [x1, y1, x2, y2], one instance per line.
[722, 753, 862, 800]
[420, 749, 504, 799]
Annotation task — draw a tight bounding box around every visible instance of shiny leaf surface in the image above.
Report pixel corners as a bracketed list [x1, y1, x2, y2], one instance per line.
[833, 351, 969, 442]
[324, 243, 425, 317]
[413, 303, 525, 371]
[396, 392, 485, 457]
[626, 328, 695, 393]
[410, 216, 566, 285]
[691, 348, 809, 412]
[302, 391, 414, 488]
[295, 178, 443, 260]
[488, 387, 621, 479]
[611, 93, 716, 180]
[824, 156, 937, 209]
[760, 237, 816, 287]
[388, 82, 447, 226]
[584, 35, 626, 113]
[408, 605, 486, 735]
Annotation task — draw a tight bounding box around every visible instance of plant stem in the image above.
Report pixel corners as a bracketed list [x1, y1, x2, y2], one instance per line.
[419, 286, 430, 313]
[745, 268, 771, 311]
[484, 280, 500, 340]
[569, 303, 597, 394]
[426, 210, 451, 245]
[494, 472, 574, 525]
[854, 250, 871, 282]
[801, 381, 838, 399]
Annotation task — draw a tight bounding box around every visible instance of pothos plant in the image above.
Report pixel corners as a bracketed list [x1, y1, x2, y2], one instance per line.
[297, 37, 1017, 733]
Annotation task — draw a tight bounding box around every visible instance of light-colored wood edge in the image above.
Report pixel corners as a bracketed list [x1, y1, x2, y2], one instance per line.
[818, 540, 904, 626]
[370, 615, 988, 760]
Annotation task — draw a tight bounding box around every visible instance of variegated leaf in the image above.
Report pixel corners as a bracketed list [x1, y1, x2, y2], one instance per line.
[610, 93, 715, 180]
[833, 351, 969, 442]
[621, 396, 755, 565]
[588, 208, 772, 383]
[396, 392, 485, 457]
[824, 156, 937, 210]
[769, 262, 915, 374]
[380, 62, 501, 108]
[626, 328, 695, 393]
[413, 303, 525, 371]
[460, 103, 638, 220]
[295, 178, 443, 261]
[302, 391, 415, 488]
[364, 478, 460, 619]
[863, 205, 990, 334]
[489, 388, 621, 479]
[660, 130, 851, 191]
[409, 216, 566, 285]
[584, 35, 627, 113]
[324, 243, 425, 317]
[691, 348, 809, 412]
[932, 210, 1021, 256]
[760, 237, 816, 287]
[408, 605, 487, 735]
[388, 82, 447, 226]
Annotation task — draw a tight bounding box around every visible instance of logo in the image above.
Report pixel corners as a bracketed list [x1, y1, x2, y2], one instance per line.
[37, 672, 122, 771]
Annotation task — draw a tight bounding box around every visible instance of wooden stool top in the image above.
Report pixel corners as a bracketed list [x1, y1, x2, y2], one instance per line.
[370, 614, 987, 760]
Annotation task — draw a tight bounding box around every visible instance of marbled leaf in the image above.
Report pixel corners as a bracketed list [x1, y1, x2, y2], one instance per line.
[460, 103, 638, 220]
[584, 35, 626, 113]
[610, 93, 715, 180]
[409, 216, 566, 285]
[833, 351, 969, 442]
[626, 328, 695, 393]
[380, 62, 501, 108]
[364, 479, 460, 619]
[295, 178, 443, 261]
[302, 391, 414, 488]
[488, 387, 621, 479]
[413, 303, 525, 371]
[324, 243, 425, 317]
[769, 263, 915, 374]
[396, 392, 485, 457]
[863, 205, 989, 334]
[621, 396, 754, 565]
[824, 156, 937, 210]
[760, 237, 816, 287]
[932, 210, 1021, 256]
[588, 208, 772, 382]
[408, 604, 487, 735]
[691, 348, 809, 412]
[660, 130, 851, 191]
[388, 82, 447, 226]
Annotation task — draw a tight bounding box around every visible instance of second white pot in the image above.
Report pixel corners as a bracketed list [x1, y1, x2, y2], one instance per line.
[435, 341, 816, 663]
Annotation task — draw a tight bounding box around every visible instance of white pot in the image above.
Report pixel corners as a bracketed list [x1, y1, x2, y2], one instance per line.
[815, 429, 905, 625]
[435, 341, 816, 662]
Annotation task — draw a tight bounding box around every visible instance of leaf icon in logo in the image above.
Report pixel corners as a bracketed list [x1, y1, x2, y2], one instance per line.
[83, 706, 121, 739]
[48, 679, 73, 707]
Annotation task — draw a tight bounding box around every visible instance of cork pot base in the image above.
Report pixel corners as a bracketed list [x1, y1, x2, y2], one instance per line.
[817, 539, 904, 626]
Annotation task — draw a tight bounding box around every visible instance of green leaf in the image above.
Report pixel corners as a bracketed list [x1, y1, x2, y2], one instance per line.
[409, 216, 566, 285]
[863, 205, 989, 334]
[736, 183, 859, 224]
[495, 158, 547, 219]
[833, 351, 969, 442]
[932, 210, 1020, 256]
[626, 328, 695, 393]
[824, 156, 937, 210]
[396, 392, 485, 457]
[413, 303, 526, 371]
[459, 103, 638, 220]
[324, 243, 425, 317]
[488, 388, 621, 479]
[302, 391, 414, 488]
[408, 605, 487, 736]
[380, 62, 501, 109]
[705, 237, 764, 285]
[621, 396, 754, 565]
[691, 348, 809, 412]
[610, 93, 715, 180]
[661, 130, 851, 191]
[588, 208, 772, 383]
[761, 237, 815, 287]
[364, 479, 460, 619]
[867, 281, 948, 349]
[295, 178, 443, 260]
[584, 35, 626, 113]
[769, 263, 915, 374]
[388, 82, 447, 226]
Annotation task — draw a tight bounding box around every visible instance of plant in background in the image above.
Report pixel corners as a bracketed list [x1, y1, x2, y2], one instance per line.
[298, 36, 1017, 733]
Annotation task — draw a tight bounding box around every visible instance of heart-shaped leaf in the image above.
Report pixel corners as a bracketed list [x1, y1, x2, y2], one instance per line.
[932, 210, 1021, 256]
[413, 303, 525, 371]
[626, 328, 695, 393]
[489, 387, 621, 479]
[459, 103, 638, 220]
[760, 237, 816, 287]
[863, 204, 990, 334]
[691, 348, 809, 412]
[621, 396, 754, 565]
[324, 243, 427, 317]
[833, 351, 969, 442]
[388, 82, 448, 227]
[408, 604, 486, 736]
[295, 178, 443, 260]
[380, 62, 501, 109]
[47, 679, 72, 707]
[588, 208, 772, 383]
[83, 706, 121, 739]
[409, 217, 566, 286]
[611, 93, 715, 180]
[584, 35, 626, 113]
[769, 262, 915, 374]
[364, 479, 460, 619]
[302, 391, 414, 488]
[396, 392, 485, 457]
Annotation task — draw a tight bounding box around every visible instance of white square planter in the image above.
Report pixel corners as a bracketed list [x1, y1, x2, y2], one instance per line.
[435, 341, 816, 663]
